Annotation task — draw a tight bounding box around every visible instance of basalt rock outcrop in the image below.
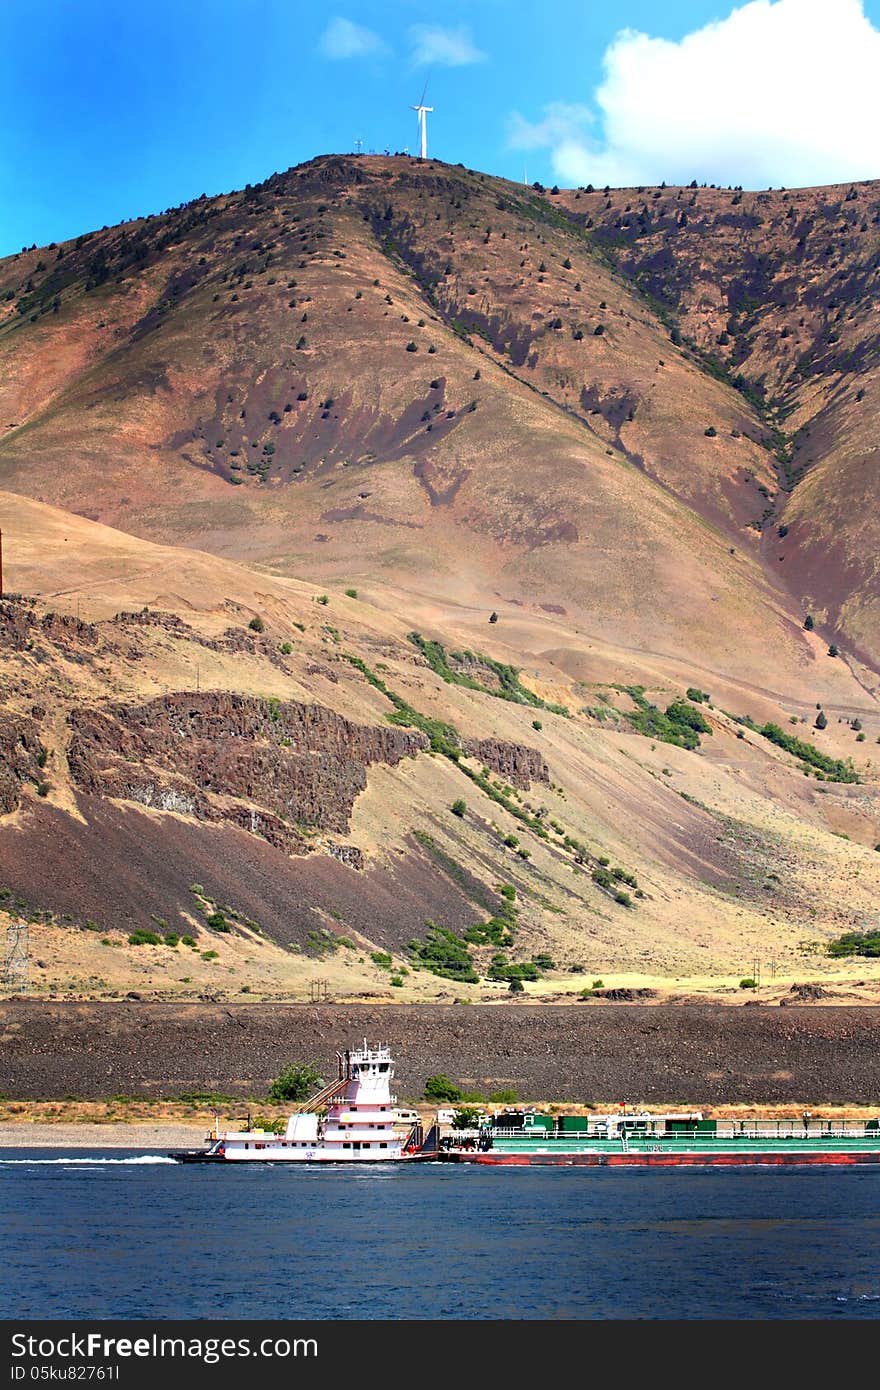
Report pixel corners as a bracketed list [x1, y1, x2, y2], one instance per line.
[67, 691, 428, 843]
[0, 598, 102, 655]
[0, 711, 43, 813]
[463, 737, 549, 790]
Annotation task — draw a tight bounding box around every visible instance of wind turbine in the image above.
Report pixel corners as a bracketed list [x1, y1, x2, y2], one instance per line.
[411, 80, 433, 159]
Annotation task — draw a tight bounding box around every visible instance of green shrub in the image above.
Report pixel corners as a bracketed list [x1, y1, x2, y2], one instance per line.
[827, 930, 880, 959]
[344, 588, 358, 598]
[181, 935, 196, 947]
[206, 912, 230, 931]
[279, 642, 293, 654]
[163, 933, 180, 947]
[409, 925, 478, 982]
[201, 950, 218, 961]
[248, 615, 265, 633]
[623, 689, 711, 749]
[371, 951, 392, 968]
[128, 929, 161, 946]
[452, 1107, 482, 1128]
[424, 1074, 462, 1102]
[268, 1063, 323, 1103]
[739, 977, 757, 989]
[464, 917, 513, 947]
[760, 721, 857, 781]
[450, 798, 467, 818]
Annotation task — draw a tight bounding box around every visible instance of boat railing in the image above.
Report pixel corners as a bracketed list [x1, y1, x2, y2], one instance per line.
[487, 1124, 877, 1141]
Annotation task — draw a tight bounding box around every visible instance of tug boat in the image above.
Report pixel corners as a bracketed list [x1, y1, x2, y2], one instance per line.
[170, 1042, 434, 1163]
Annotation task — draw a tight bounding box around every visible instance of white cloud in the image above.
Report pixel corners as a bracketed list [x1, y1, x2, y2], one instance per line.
[509, 0, 880, 189]
[318, 17, 388, 60]
[409, 24, 486, 67]
[508, 102, 594, 151]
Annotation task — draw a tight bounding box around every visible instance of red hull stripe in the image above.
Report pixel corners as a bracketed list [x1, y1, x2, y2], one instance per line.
[453, 1152, 880, 1167]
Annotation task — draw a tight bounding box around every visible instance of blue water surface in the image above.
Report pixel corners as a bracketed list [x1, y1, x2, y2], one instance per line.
[2, 1149, 880, 1319]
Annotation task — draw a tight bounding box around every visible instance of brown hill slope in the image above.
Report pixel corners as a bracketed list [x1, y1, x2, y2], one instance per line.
[1, 155, 868, 690]
[556, 178, 880, 663]
[1, 491, 878, 1005]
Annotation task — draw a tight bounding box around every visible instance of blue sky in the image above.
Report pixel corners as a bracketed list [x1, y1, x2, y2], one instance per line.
[2, 1, 879, 255]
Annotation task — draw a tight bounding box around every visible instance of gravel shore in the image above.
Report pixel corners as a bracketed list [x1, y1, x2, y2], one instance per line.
[0, 1122, 208, 1150]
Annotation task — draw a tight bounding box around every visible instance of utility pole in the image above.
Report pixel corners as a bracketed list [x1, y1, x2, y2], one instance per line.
[0, 527, 4, 599]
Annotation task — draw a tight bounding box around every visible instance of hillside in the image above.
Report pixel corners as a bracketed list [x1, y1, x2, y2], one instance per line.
[0, 155, 879, 1005]
[3, 154, 878, 683]
[555, 178, 880, 664]
[0, 488, 877, 1004]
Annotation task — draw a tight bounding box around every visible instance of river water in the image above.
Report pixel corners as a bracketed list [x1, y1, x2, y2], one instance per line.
[2, 1150, 880, 1319]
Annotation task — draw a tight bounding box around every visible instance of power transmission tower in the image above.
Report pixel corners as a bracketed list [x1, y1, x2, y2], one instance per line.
[310, 979, 329, 1003]
[2, 920, 29, 993]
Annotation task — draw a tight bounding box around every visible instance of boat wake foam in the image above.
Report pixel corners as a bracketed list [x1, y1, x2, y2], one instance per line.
[0, 1154, 177, 1165]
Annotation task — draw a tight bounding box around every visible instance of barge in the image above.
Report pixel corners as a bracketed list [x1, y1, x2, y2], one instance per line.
[441, 1108, 880, 1167]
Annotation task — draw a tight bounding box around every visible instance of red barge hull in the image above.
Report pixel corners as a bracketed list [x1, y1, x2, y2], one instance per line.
[446, 1151, 880, 1167]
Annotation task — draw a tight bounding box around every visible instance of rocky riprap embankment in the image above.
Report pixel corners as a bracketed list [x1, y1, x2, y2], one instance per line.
[3, 1001, 880, 1104]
